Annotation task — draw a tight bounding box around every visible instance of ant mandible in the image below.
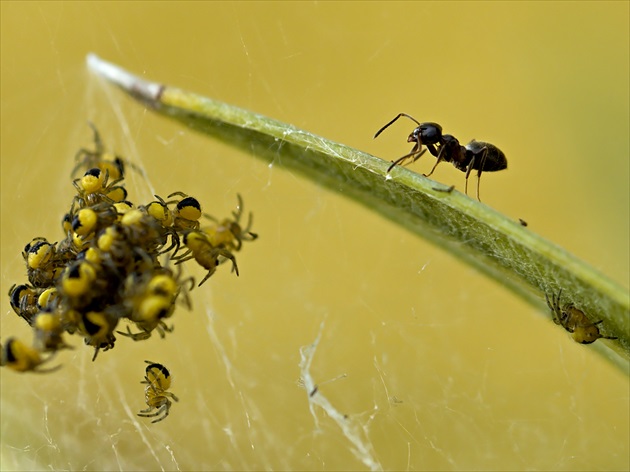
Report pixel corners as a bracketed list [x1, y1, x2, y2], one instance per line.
[374, 113, 508, 201]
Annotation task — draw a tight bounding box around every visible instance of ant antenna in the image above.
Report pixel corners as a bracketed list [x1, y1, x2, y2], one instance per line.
[374, 113, 422, 139]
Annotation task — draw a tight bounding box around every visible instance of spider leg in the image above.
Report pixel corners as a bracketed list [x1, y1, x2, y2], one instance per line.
[34, 362, 63, 374]
[198, 268, 216, 287]
[151, 412, 168, 423]
[138, 406, 157, 414]
[233, 194, 244, 222]
[164, 391, 179, 402]
[173, 252, 193, 264]
[217, 248, 239, 276]
[138, 405, 166, 417]
[138, 403, 170, 423]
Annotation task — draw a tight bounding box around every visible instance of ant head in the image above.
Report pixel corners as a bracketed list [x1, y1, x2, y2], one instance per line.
[407, 122, 442, 145]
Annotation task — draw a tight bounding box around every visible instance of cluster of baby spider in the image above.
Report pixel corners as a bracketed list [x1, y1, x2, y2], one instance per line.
[1, 123, 258, 374]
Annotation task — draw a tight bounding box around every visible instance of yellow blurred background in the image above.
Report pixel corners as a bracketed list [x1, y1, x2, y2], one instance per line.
[1, 2, 628, 471]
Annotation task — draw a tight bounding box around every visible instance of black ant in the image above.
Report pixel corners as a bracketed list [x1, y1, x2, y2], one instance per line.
[374, 113, 508, 201]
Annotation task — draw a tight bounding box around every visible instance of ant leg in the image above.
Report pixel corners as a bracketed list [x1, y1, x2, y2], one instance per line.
[476, 174, 482, 202]
[424, 145, 448, 178]
[464, 156, 476, 197]
[425, 143, 440, 158]
[408, 145, 427, 165]
[386, 145, 425, 173]
[374, 113, 421, 138]
[475, 147, 488, 202]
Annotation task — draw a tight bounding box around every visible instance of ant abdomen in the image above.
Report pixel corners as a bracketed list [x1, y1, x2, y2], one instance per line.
[465, 140, 507, 172]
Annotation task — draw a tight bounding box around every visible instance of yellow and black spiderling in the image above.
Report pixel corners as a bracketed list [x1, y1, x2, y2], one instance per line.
[36, 287, 60, 311]
[71, 202, 118, 237]
[203, 194, 258, 252]
[0, 337, 61, 373]
[72, 122, 126, 180]
[32, 311, 73, 353]
[137, 360, 179, 423]
[79, 311, 118, 361]
[72, 167, 127, 208]
[22, 237, 63, 288]
[142, 195, 180, 256]
[60, 260, 99, 300]
[23, 237, 55, 268]
[176, 231, 239, 287]
[117, 271, 177, 341]
[145, 195, 173, 226]
[545, 290, 617, 344]
[3, 124, 258, 374]
[9, 283, 40, 326]
[164, 191, 204, 233]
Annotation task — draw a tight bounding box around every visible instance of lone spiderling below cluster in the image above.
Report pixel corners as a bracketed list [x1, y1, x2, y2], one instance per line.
[137, 360, 179, 423]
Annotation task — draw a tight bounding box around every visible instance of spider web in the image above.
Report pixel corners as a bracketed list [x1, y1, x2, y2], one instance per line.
[1, 3, 629, 471]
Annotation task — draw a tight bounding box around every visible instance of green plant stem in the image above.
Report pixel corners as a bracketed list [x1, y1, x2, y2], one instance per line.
[87, 54, 629, 373]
